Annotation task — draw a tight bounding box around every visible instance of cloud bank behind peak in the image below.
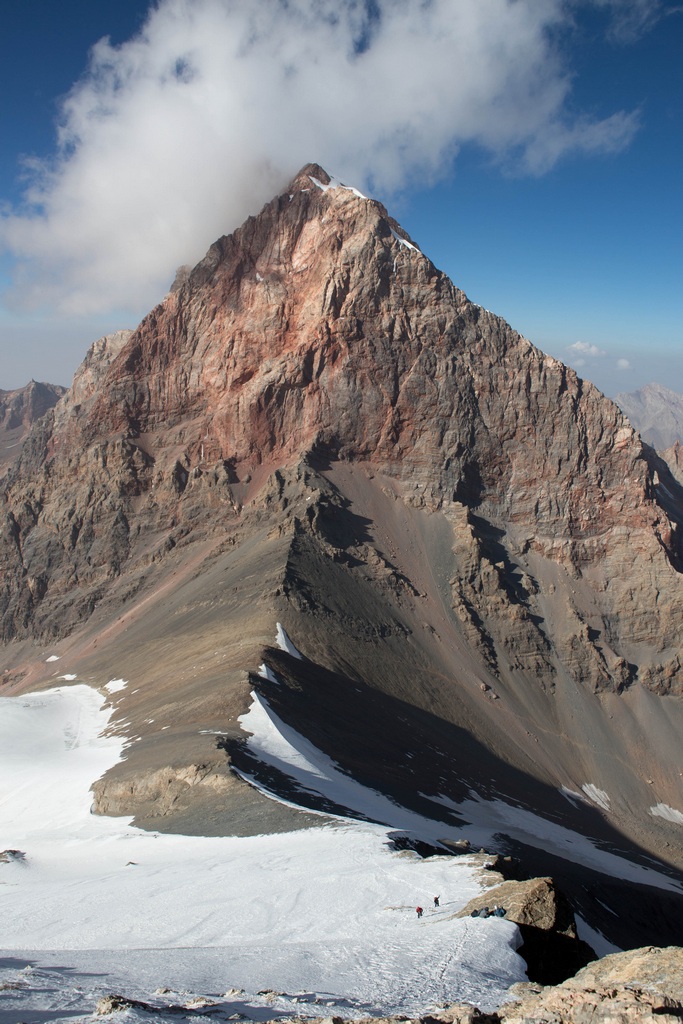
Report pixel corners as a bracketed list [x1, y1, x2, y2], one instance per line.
[0, 0, 643, 319]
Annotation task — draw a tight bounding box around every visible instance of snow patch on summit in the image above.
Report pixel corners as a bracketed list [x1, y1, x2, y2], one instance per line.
[258, 662, 281, 684]
[308, 174, 367, 199]
[105, 678, 128, 694]
[390, 228, 420, 253]
[559, 786, 587, 807]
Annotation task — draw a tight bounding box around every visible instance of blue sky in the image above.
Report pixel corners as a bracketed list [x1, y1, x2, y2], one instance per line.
[0, 0, 681, 398]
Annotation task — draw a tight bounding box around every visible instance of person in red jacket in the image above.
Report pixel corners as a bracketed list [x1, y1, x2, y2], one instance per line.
[416, 906, 423, 918]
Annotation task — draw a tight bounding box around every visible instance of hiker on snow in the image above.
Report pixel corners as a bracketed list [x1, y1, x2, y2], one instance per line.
[416, 906, 423, 919]
[433, 895, 440, 907]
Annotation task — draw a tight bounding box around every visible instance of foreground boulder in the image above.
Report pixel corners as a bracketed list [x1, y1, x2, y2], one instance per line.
[500, 944, 683, 1023]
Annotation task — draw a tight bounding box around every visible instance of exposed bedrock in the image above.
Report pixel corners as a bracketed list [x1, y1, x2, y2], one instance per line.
[456, 876, 596, 984]
[2, 165, 681, 688]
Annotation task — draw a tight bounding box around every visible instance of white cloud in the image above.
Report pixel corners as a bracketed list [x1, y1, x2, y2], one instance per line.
[590, 0, 675, 43]
[617, 357, 632, 370]
[569, 340, 607, 358]
[0, 0, 641, 320]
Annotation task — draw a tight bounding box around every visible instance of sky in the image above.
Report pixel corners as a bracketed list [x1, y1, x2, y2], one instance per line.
[0, 0, 681, 398]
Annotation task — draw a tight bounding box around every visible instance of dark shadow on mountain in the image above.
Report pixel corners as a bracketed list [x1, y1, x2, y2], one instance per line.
[220, 735, 378, 823]
[385, 832, 449, 857]
[645, 442, 683, 570]
[516, 925, 597, 985]
[489, 836, 683, 955]
[224, 648, 683, 952]
[304, 492, 374, 553]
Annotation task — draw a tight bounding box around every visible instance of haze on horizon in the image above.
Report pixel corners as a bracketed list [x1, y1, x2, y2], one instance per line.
[0, 0, 681, 396]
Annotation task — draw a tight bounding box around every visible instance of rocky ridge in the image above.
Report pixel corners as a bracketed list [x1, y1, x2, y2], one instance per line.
[1, 164, 682, 950]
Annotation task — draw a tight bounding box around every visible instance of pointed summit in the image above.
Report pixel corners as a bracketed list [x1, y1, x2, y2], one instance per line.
[3, 160, 680, 666]
[288, 161, 333, 190]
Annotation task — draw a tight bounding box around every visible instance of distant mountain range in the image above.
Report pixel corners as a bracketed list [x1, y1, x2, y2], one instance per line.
[0, 379, 66, 469]
[616, 382, 683, 451]
[1, 164, 682, 959]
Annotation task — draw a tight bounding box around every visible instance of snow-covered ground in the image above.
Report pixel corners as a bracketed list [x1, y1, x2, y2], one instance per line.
[0, 682, 525, 1024]
[4, 624, 681, 1023]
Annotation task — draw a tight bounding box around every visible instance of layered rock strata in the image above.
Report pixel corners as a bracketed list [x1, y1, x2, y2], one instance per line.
[3, 166, 682, 690]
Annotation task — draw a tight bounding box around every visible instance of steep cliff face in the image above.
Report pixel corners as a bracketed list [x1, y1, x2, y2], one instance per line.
[1, 165, 682, 939]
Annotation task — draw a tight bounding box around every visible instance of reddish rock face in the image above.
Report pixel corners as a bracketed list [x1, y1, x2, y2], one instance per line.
[83, 164, 651, 537]
[6, 164, 681, 680]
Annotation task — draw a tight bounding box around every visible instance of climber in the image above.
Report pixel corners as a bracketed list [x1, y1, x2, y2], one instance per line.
[416, 906, 423, 919]
[433, 895, 440, 907]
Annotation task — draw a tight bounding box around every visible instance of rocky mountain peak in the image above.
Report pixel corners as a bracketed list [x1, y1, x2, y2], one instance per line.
[57, 164, 647, 531]
[4, 164, 682, 666]
[71, 162, 447, 472]
[2, 165, 683, 940]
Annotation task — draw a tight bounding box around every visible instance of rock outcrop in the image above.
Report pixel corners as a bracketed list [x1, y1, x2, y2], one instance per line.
[1, 164, 682, 948]
[500, 944, 683, 1023]
[456, 877, 595, 984]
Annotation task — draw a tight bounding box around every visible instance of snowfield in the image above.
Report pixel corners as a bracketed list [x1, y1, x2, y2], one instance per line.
[0, 682, 526, 1024]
